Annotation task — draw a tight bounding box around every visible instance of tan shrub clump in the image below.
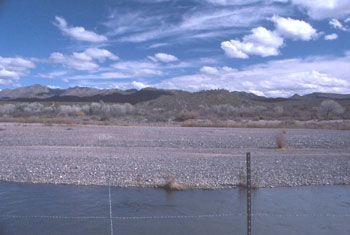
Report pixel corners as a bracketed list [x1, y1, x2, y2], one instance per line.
[157, 175, 189, 191]
[275, 129, 288, 149]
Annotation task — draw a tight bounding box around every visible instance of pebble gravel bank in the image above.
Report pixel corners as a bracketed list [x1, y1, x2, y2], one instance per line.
[0, 123, 349, 189]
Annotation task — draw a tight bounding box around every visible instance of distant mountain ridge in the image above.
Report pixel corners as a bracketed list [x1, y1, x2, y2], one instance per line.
[0, 85, 174, 104]
[0, 85, 118, 99]
[0, 85, 52, 99]
[291, 92, 350, 100]
[1, 85, 350, 104]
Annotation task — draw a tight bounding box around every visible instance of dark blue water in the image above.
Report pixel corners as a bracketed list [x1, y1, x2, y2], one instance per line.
[0, 182, 349, 235]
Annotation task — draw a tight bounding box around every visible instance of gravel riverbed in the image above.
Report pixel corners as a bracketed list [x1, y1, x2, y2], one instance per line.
[0, 123, 349, 189]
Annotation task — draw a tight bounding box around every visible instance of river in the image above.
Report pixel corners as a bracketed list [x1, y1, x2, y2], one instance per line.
[0, 182, 349, 234]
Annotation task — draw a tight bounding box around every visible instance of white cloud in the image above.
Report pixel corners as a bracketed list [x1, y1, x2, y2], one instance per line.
[204, 0, 259, 5]
[112, 61, 159, 71]
[73, 71, 130, 80]
[148, 53, 178, 63]
[54, 16, 107, 42]
[50, 52, 99, 71]
[330, 19, 343, 29]
[68, 57, 198, 81]
[131, 81, 148, 89]
[0, 57, 35, 71]
[200, 66, 220, 75]
[50, 48, 117, 71]
[180, 7, 280, 31]
[148, 43, 170, 49]
[272, 16, 318, 40]
[105, 4, 287, 43]
[204, 0, 288, 5]
[291, 0, 350, 19]
[69, 60, 164, 80]
[324, 33, 338, 40]
[73, 48, 119, 62]
[62, 78, 69, 83]
[155, 56, 350, 97]
[0, 57, 35, 85]
[47, 85, 61, 89]
[0, 69, 18, 82]
[39, 71, 68, 79]
[74, 80, 150, 90]
[112, 61, 164, 76]
[329, 19, 350, 31]
[221, 27, 284, 58]
[222, 16, 320, 59]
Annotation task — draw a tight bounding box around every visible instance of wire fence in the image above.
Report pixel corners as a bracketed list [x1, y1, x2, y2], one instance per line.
[0, 153, 349, 235]
[1, 213, 350, 221]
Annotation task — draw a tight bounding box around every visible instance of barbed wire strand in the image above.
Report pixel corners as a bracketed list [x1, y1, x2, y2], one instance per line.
[0, 213, 349, 221]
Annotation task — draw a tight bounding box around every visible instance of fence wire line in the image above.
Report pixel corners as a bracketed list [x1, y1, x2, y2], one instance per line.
[1, 213, 349, 221]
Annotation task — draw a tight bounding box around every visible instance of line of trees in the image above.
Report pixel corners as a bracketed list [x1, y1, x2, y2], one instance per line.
[0, 102, 136, 119]
[0, 99, 347, 121]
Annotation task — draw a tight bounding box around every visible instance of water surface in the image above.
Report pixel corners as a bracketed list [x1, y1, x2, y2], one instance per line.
[0, 182, 349, 235]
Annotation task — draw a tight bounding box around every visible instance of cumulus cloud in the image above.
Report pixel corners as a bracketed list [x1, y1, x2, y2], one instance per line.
[272, 16, 318, 40]
[221, 16, 320, 59]
[0, 57, 35, 85]
[0, 69, 18, 82]
[0, 57, 35, 71]
[147, 53, 178, 63]
[73, 48, 119, 62]
[291, 0, 350, 19]
[200, 66, 220, 75]
[50, 48, 118, 71]
[131, 81, 148, 89]
[329, 19, 350, 31]
[155, 56, 350, 97]
[54, 16, 107, 42]
[47, 85, 61, 89]
[324, 33, 338, 40]
[221, 27, 284, 58]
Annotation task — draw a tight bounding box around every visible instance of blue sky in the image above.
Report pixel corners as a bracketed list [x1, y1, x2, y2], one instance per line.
[1, 0, 350, 97]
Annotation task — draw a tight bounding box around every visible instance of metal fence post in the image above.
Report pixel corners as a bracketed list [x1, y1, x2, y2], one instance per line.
[246, 152, 252, 235]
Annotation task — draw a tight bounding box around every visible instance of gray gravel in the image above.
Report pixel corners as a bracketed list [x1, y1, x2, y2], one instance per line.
[0, 123, 349, 189]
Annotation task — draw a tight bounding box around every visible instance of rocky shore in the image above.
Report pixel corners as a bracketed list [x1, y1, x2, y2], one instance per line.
[0, 123, 349, 189]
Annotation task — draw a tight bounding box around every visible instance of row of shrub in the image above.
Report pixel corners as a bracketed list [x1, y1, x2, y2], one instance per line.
[0, 102, 136, 118]
[0, 99, 347, 122]
[174, 101, 347, 121]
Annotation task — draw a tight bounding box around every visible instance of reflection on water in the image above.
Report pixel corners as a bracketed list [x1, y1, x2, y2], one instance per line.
[0, 181, 349, 235]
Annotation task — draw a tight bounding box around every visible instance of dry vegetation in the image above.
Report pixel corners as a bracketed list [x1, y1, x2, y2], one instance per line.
[275, 130, 288, 149]
[0, 97, 349, 129]
[156, 175, 189, 191]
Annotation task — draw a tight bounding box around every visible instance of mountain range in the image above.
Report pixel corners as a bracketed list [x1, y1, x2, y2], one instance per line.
[1, 85, 350, 105]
